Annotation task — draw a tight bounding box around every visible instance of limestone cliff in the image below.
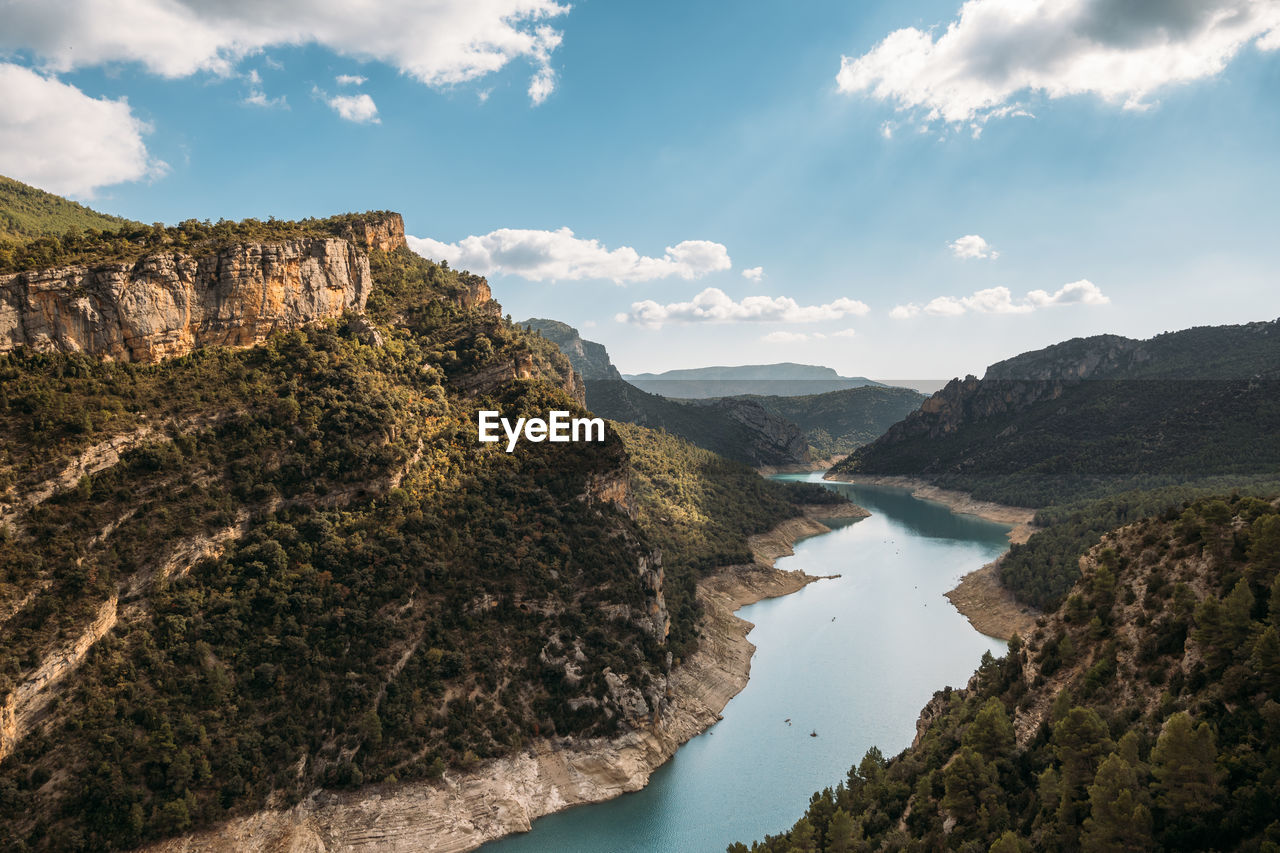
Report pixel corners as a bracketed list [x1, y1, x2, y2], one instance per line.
[0, 215, 411, 363]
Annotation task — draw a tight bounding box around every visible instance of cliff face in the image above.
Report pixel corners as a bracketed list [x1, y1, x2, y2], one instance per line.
[0, 215, 409, 363]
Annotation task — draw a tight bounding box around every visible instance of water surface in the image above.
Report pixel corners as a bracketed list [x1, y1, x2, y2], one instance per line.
[481, 476, 1010, 853]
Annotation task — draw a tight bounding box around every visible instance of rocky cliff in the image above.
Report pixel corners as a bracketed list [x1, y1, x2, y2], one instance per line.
[0, 215, 411, 363]
[518, 318, 624, 381]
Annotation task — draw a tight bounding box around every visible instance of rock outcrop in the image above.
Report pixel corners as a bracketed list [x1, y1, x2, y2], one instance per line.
[518, 318, 624, 381]
[0, 215, 411, 363]
[0, 595, 118, 761]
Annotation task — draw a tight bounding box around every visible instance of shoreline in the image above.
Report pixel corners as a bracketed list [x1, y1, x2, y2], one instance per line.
[145, 509, 852, 853]
[821, 473, 1041, 641]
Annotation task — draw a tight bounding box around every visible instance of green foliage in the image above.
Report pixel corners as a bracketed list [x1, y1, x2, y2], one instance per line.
[611, 421, 821, 658]
[0, 206, 398, 274]
[0, 174, 137, 242]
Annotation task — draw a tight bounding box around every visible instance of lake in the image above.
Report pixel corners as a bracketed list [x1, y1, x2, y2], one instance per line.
[480, 475, 1012, 853]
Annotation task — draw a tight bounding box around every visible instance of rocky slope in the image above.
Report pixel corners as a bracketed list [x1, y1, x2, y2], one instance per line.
[518, 318, 622, 381]
[0, 214, 407, 363]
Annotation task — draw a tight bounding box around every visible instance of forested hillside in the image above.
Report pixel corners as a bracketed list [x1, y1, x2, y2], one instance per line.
[0, 175, 137, 242]
[515, 319, 813, 468]
[832, 321, 1280, 508]
[0, 208, 823, 851]
[724, 386, 925, 460]
[734, 495, 1280, 852]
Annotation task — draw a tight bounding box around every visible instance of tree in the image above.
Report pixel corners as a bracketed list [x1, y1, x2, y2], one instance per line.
[1081, 753, 1154, 851]
[826, 808, 858, 853]
[1150, 712, 1223, 847]
[943, 746, 1006, 841]
[1052, 707, 1114, 840]
[963, 698, 1015, 764]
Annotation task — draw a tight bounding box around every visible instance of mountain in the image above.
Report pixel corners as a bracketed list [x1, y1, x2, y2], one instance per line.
[0, 201, 834, 851]
[717, 386, 926, 461]
[517, 319, 812, 468]
[519, 318, 622, 381]
[624, 363, 881, 399]
[0, 175, 138, 242]
[734, 494, 1280, 852]
[831, 321, 1280, 508]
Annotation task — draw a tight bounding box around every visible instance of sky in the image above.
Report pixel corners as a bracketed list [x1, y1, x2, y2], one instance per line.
[2, 0, 1279, 379]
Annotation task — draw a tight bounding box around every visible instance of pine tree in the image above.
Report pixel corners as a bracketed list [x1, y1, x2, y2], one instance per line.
[1081, 752, 1154, 850]
[1150, 712, 1223, 847]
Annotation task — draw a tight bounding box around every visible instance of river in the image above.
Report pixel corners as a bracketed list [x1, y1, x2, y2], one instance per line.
[480, 475, 1012, 853]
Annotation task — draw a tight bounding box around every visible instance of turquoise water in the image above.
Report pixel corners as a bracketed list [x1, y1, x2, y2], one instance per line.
[480, 475, 1011, 853]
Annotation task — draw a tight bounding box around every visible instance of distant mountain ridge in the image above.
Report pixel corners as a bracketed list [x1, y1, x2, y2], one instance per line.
[625, 363, 881, 399]
[832, 319, 1280, 506]
[518, 318, 812, 468]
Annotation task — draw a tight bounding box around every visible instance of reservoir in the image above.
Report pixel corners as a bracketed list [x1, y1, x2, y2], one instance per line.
[481, 476, 1012, 852]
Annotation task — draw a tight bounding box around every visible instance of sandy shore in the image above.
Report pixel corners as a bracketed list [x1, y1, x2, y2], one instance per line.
[145, 509, 857, 853]
[821, 473, 1041, 641]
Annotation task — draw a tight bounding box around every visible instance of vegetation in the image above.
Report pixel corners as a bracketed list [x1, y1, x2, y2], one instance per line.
[0, 203, 398, 274]
[612, 423, 838, 659]
[0, 175, 138, 242]
[0, 219, 824, 851]
[721, 386, 925, 460]
[732, 495, 1280, 852]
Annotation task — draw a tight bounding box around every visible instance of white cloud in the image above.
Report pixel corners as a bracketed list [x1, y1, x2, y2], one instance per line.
[948, 234, 998, 259]
[327, 93, 380, 123]
[832, 328, 859, 339]
[408, 228, 732, 284]
[0, 62, 166, 198]
[891, 281, 1109, 318]
[0, 0, 571, 106]
[741, 266, 764, 282]
[619, 288, 871, 328]
[1027, 279, 1110, 307]
[243, 69, 286, 108]
[336, 74, 366, 86]
[837, 0, 1280, 129]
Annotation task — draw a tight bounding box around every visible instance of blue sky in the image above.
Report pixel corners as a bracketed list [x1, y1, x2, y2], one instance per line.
[2, 0, 1278, 377]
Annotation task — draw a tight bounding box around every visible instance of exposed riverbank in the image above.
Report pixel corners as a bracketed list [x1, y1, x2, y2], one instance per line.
[821, 473, 1040, 641]
[145, 510, 854, 853]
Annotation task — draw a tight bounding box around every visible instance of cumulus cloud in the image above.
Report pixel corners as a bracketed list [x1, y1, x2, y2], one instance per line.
[0, 0, 571, 105]
[407, 228, 732, 283]
[0, 62, 166, 197]
[618, 288, 871, 328]
[949, 234, 998, 259]
[837, 0, 1280, 129]
[741, 266, 764, 282]
[327, 93, 380, 123]
[336, 74, 366, 86]
[891, 281, 1109, 318]
[1027, 279, 1111, 307]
